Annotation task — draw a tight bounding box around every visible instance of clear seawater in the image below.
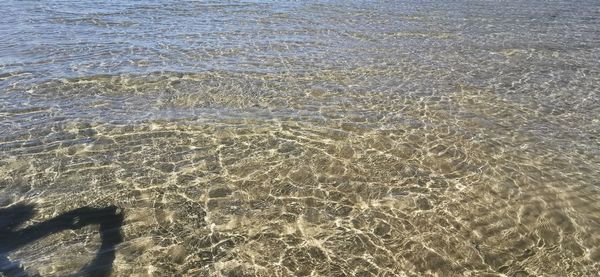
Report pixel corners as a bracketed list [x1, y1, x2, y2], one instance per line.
[1, 0, 599, 276]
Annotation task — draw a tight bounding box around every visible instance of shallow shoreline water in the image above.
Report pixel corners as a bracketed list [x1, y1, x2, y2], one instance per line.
[1, 1, 600, 276]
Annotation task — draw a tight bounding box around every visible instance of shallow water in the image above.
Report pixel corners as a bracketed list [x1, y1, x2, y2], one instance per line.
[1, 0, 600, 276]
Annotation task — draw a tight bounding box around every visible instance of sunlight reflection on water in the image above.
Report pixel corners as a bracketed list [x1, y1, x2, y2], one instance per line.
[1, 0, 599, 276]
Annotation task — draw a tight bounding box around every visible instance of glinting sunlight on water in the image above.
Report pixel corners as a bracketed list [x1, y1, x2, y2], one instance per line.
[1, 0, 599, 276]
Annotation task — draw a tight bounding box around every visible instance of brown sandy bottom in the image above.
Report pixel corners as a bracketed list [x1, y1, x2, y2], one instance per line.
[2, 1, 600, 275]
[2, 72, 599, 276]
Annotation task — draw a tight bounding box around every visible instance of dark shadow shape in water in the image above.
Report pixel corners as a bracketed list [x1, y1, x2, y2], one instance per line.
[0, 204, 124, 277]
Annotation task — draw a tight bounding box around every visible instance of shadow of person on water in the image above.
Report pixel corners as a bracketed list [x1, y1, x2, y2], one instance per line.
[0, 203, 124, 277]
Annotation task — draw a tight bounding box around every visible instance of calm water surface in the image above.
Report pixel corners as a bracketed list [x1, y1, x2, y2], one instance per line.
[1, 0, 600, 276]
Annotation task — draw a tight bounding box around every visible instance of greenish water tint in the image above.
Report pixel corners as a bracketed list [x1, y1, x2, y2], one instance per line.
[1, 1, 600, 276]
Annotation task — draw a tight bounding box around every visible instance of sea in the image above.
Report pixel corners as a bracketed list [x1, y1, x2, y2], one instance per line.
[1, 1, 599, 276]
